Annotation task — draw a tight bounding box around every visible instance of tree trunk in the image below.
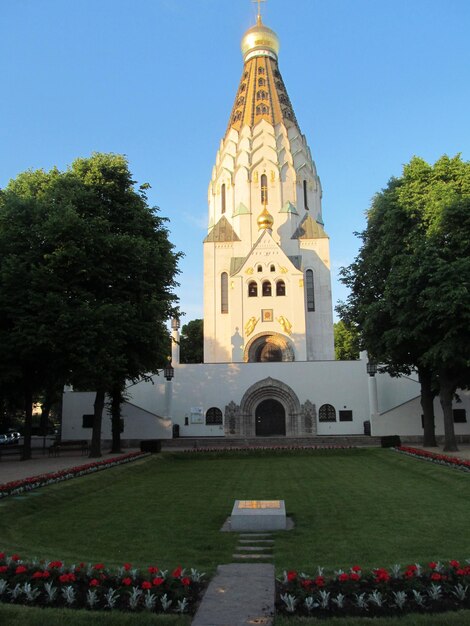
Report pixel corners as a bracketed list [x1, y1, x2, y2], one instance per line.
[39, 401, 51, 436]
[418, 368, 437, 447]
[439, 371, 459, 452]
[22, 386, 33, 461]
[110, 382, 123, 454]
[89, 388, 105, 458]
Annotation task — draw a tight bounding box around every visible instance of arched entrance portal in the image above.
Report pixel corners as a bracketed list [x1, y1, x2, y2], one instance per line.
[255, 398, 286, 436]
[244, 332, 295, 362]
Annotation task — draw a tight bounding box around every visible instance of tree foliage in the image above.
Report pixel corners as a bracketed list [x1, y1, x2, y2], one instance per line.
[0, 154, 181, 458]
[339, 155, 470, 450]
[179, 319, 203, 364]
[334, 320, 359, 360]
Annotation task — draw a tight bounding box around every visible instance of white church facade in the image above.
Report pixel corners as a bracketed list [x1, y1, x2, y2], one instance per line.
[62, 13, 470, 444]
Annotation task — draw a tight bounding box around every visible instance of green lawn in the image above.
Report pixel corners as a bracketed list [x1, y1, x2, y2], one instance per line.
[1, 449, 469, 574]
[275, 611, 470, 626]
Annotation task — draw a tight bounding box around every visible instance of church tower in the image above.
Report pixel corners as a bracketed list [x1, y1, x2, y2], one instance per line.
[203, 11, 334, 363]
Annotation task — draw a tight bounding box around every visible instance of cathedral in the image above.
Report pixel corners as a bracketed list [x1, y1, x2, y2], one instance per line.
[203, 14, 334, 364]
[62, 10, 470, 444]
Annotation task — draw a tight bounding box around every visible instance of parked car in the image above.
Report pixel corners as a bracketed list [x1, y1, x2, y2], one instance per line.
[7, 431, 21, 443]
[0, 434, 9, 445]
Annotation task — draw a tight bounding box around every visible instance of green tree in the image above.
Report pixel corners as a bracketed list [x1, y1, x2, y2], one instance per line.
[179, 318, 203, 363]
[0, 154, 181, 458]
[340, 155, 470, 451]
[334, 320, 359, 360]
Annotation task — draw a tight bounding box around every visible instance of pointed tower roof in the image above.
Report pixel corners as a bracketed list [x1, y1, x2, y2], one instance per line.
[226, 16, 299, 136]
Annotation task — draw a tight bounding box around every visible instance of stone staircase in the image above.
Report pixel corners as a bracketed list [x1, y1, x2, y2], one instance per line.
[162, 435, 381, 450]
[233, 533, 275, 561]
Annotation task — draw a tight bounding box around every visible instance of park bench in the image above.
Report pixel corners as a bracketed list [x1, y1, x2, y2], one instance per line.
[48, 440, 89, 457]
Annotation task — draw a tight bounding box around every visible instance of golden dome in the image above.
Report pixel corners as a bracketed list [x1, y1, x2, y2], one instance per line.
[257, 205, 274, 230]
[241, 16, 280, 61]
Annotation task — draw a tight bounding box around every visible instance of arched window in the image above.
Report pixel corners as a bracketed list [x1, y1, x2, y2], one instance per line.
[256, 104, 270, 115]
[256, 90, 268, 100]
[257, 264, 263, 273]
[236, 96, 245, 106]
[221, 272, 228, 313]
[319, 404, 336, 422]
[261, 174, 268, 204]
[221, 183, 226, 214]
[248, 281, 258, 297]
[303, 180, 309, 210]
[239, 83, 246, 93]
[262, 281, 272, 297]
[258, 67, 265, 75]
[276, 280, 286, 296]
[270, 264, 275, 272]
[258, 77, 266, 86]
[306, 269, 315, 311]
[206, 407, 223, 425]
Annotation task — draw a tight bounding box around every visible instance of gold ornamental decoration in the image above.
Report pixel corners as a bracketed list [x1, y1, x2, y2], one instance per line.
[245, 316, 260, 337]
[277, 315, 292, 335]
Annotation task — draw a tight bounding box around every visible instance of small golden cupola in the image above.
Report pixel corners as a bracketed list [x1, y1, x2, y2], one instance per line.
[257, 205, 274, 231]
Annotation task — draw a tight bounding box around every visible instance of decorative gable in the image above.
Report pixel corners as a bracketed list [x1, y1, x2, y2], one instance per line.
[204, 216, 241, 243]
[291, 214, 328, 240]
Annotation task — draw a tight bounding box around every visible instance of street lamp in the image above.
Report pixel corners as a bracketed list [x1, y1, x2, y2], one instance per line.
[163, 358, 174, 382]
[366, 360, 378, 377]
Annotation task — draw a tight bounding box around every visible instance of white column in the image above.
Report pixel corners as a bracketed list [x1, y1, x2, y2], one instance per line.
[171, 318, 180, 365]
[164, 380, 173, 420]
[368, 374, 379, 418]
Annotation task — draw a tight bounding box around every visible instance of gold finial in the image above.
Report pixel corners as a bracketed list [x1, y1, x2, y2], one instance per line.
[252, 0, 266, 24]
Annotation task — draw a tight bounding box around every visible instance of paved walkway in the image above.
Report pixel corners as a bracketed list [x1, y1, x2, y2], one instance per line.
[191, 563, 275, 626]
[0, 448, 140, 484]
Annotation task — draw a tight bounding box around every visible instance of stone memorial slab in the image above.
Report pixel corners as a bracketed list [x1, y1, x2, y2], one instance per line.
[230, 499, 286, 531]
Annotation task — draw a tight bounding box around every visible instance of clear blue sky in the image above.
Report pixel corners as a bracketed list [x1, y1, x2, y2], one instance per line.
[2, 0, 469, 323]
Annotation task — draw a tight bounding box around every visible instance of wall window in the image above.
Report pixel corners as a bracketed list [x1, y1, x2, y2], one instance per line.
[221, 183, 226, 214]
[276, 280, 286, 296]
[453, 409, 467, 423]
[258, 77, 266, 86]
[257, 265, 263, 272]
[319, 404, 336, 422]
[270, 264, 275, 272]
[248, 281, 258, 297]
[258, 67, 265, 75]
[262, 281, 272, 296]
[256, 104, 270, 115]
[303, 180, 309, 210]
[261, 174, 268, 204]
[257, 90, 268, 100]
[82, 414, 94, 428]
[206, 407, 223, 425]
[306, 269, 315, 311]
[339, 410, 353, 422]
[221, 272, 228, 313]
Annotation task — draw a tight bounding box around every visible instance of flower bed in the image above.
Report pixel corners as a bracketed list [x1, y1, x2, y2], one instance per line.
[277, 561, 470, 618]
[0, 553, 205, 614]
[0, 452, 150, 499]
[395, 446, 470, 473]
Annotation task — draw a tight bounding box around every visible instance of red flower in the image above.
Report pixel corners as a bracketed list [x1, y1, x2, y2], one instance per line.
[148, 566, 158, 574]
[93, 563, 105, 570]
[450, 560, 460, 568]
[172, 566, 183, 578]
[11, 555, 20, 562]
[153, 577, 165, 586]
[48, 561, 63, 569]
[351, 565, 362, 572]
[32, 571, 44, 579]
[314, 576, 325, 587]
[122, 577, 132, 586]
[431, 572, 443, 581]
[142, 581, 152, 590]
[0, 553, 4, 560]
[0, 566, 8, 573]
[181, 576, 191, 586]
[301, 579, 313, 589]
[350, 572, 361, 582]
[123, 563, 132, 571]
[374, 568, 390, 583]
[59, 573, 76, 583]
[338, 573, 350, 582]
[404, 570, 415, 579]
[429, 562, 437, 569]
[89, 578, 99, 587]
[406, 564, 418, 573]
[286, 570, 297, 582]
[15, 565, 27, 574]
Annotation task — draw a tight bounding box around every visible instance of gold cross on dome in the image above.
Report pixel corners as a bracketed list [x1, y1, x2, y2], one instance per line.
[252, 0, 266, 22]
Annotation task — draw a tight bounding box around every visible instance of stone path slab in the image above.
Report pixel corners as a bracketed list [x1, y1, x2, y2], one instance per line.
[191, 563, 275, 626]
